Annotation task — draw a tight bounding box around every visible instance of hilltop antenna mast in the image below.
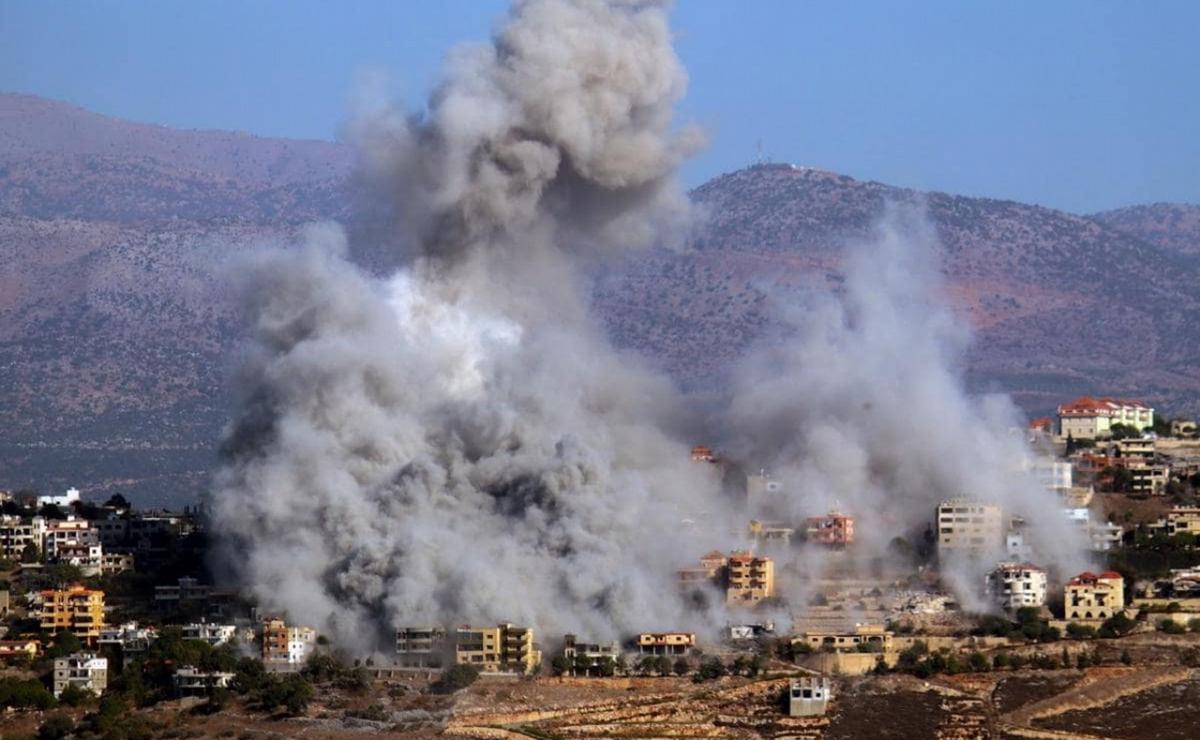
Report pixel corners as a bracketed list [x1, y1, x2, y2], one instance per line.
[755, 139, 766, 165]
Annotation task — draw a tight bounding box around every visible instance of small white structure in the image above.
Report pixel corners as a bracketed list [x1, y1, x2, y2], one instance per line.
[182, 621, 238, 647]
[53, 652, 108, 698]
[173, 666, 235, 695]
[986, 562, 1047, 611]
[789, 676, 832, 717]
[727, 622, 775, 640]
[38, 487, 81, 509]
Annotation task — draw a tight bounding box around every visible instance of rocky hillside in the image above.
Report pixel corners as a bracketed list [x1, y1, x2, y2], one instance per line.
[1091, 203, 1200, 257]
[598, 165, 1200, 416]
[1, 95, 1198, 505]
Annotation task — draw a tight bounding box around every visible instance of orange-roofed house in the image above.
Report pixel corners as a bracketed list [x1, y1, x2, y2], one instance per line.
[690, 445, 717, 463]
[1058, 397, 1154, 439]
[1065, 571, 1125, 623]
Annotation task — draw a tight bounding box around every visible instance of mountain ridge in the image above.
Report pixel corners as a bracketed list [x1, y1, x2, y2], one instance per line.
[1, 93, 1197, 505]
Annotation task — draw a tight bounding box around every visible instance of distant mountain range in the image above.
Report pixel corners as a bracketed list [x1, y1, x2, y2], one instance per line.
[1, 93, 1197, 505]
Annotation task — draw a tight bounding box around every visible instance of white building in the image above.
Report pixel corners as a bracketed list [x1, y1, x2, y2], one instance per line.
[38, 487, 81, 509]
[181, 622, 237, 647]
[986, 562, 1047, 611]
[1030, 458, 1072, 492]
[1058, 397, 1154, 439]
[42, 518, 100, 559]
[53, 653, 108, 698]
[173, 667, 235, 695]
[98, 622, 157, 654]
[789, 676, 832, 717]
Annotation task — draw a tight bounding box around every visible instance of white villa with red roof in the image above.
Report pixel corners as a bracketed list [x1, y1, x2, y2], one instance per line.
[1057, 396, 1154, 439]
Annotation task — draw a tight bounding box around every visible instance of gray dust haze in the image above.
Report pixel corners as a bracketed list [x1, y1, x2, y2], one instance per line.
[209, 0, 728, 650]
[209, 0, 1091, 650]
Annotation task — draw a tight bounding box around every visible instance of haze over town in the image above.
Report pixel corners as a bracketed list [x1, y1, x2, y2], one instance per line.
[1, 1, 1199, 738]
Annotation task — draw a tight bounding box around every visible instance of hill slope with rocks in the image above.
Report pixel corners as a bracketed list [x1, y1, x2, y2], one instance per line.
[1, 94, 1197, 505]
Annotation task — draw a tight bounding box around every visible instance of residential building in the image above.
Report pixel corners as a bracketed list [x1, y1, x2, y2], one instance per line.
[986, 563, 1048, 611]
[261, 617, 317, 665]
[1065, 571, 1125, 623]
[936, 499, 1004, 556]
[395, 626, 448, 668]
[38, 487, 82, 509]
[805, 511, 855, 546]
[690, 445, 717, 462]
[42, 518, 99, 559]
[53, 542, 105, 577]
[1165, 508, 1200, 537]
[562, 634, 619, 673]
[0, 640, 41, 663]
[101, 552, 134, 575]
[789, 676, 832, 717]
[174, 667, 235, 695]
[678, 550, 725, 587]
[725, 551, 776, 606]
[794, 624, 894, 653]
[454, 623, 541, 674]
[41, 585, 105, 644]
[727, 622, 775, 640]
[0, 516, 46, 560]
[52, 653, 107, 698]
[1058, 397, 1154, 439]
[1029, 458, 1072, 492]
[0, 588, 8, 617]
[155, 577, 210, 610]
[637, 632, 695, 655]
[97, 622, 157, 655]
[747, 520, 795, 547]
[182, 621, 238, 647]
[1171, 420, 1198, 437]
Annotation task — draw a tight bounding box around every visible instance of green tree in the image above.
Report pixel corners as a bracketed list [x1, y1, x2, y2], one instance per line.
[673, 657, 689, 676]
[967, 652, 989, 672]
[694, 657, 726, 682]
[1066, 623, 1097, 639]
[431, 664, 480, 695]
[654, 655, 673, 676]
[1120, 650, 1133, 665]
[57, 682, 90, 707]
[550, 655, 570, 676]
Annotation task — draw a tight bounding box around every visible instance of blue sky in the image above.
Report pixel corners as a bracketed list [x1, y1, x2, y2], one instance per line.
[2, 1, 1197, 213]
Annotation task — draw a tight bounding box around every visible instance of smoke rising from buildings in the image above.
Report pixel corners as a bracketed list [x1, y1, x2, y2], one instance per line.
[209, 0, 729, 650]
[209, 0, 1093, 649]
[726, 207, 1091, 609]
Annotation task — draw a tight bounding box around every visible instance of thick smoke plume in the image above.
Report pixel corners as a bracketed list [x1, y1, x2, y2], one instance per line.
[726, 207, 1090, 609]
[209, 0, 729, 650]
[210, 0, 1092, 650]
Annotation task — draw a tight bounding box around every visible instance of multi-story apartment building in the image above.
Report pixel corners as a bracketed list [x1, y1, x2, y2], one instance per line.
[986, 563, 1048, 611]
[42, 518, 99, 560]
[1065, 571, 1124, 623]
[1165, 507, 1200, 537]
[261, 617, 316, 665]
[725, 551, 775, 606]
[454, 623, 541, 674]
[636, 632, 695, 655]
[936, 499, 1004, 557]
[53, 652, 107, 697]
[748, 520, 795, 547]
[395, 626, 448, 668]
[804, 511, 855, 546]
[1058, 397, 1154, 439]
[0, 515, 46, 559]
[40, 585, 105, 644]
